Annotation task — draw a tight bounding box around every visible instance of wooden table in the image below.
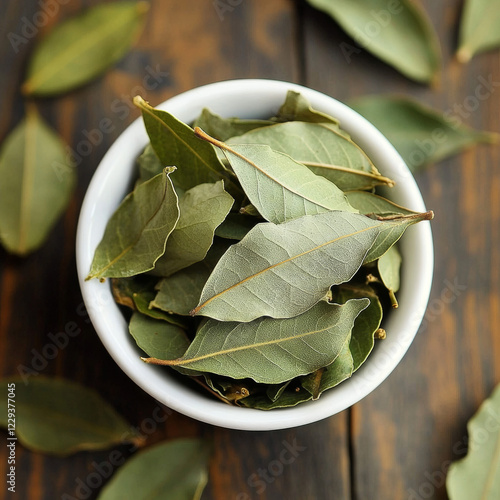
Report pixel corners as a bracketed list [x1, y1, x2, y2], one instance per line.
[1, 1, 498, 499]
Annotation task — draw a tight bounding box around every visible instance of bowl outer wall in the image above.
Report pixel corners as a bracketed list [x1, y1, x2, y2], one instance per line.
[76, 79, 434, 431]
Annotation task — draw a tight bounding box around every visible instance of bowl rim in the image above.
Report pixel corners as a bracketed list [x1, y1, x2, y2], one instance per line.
[76, 78, 434, 430]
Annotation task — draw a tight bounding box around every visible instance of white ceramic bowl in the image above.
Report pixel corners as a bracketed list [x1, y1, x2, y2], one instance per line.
[76, 79, 433, 430]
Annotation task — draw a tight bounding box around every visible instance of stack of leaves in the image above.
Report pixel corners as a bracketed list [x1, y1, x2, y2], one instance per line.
[87, 91, 433, 409]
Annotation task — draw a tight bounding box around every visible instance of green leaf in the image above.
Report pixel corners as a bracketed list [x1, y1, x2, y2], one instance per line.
[350, 95, 497, 172]
[345, 190, 418, 216]
[136, 144, 163, 185]
[0, 377, 142, 456]
[378, 245, 402, 308]
[214, 212, 258, 240]
[227, 121, 394, 191]
[240, 386, 312, 410]
[87, 169, 179, 280]
[134, 97, 228, 191]
[305, 0, 441, 84]
[332, 284, 383, 371]
[151, 240, 229, 316]
[132, 292, 187, 328]
[144, 299, 369, 385]
[364, 211, 433, 264]
[152, 181, 233, 276]
[0, 106, 76, 255]
[457, 0, 500, 63]
[273, 90, 340, 126]
[128, 312, 190, 360]
[301, 340, 354, 399]
[111, 275, 159, 310]
[446, 383, 500, 500]
[266, 381, 291, 402]
[193, 108, 272, 141]
[97, 438, 210, 500]
[195, 128, 356, 224]
[22, 2, 149, 96]
[192, 210, 381, 322]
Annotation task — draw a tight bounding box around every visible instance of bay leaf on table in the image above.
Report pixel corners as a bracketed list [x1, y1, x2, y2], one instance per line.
[87, 169, 179, 280]
[134, 97, 230, 191]
[193, 108, 272, 141]
[195, 128, 356, 224]
[457, 0, 500, 63]
[301, 340, 354, 400]
[0, 106, 76, 256]
[331, 283, 383, 371]
[0, 377, 142, 456]
[128, 312, 190, 360]
[446, 383, 500, 500]
[305, 0, 441, 84]
[345, 190, 418, 216]
[143, 299, 369, 385]
[152, 181, 233, 277]
[227, 121, 394, 191]
[22, 1, 149, 96]
[378, 244, 402, 308]
[191, 210, 381, 322]
[97, 438, 210, 500]
[350, 95, 497, 172]
[151, 240, 229, 316]
[273, 90, 340, 126]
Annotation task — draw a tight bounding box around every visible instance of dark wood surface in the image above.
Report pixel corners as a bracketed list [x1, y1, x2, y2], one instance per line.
[0, 1, 498, 499]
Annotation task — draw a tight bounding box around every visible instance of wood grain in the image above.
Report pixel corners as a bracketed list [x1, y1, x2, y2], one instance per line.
[1, 0, 499, 499]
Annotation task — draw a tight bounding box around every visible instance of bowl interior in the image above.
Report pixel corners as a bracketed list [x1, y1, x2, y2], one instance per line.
[76, 79, 433, 431]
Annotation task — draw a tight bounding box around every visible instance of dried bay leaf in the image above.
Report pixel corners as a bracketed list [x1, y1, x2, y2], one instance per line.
[274, 90, 340, 126]
[193, 210, 432, 322]
[332, 284, 383, 371]
[128, 312, 190, 361]
[227, 121, 394, 191]
[195, 128, 356, 224]
[305, 0, 441, 84]
[214, 212, 258, 240]
[152, 181, 233, 276]
[0, 106, 76, 256]
[151, 240, 229, 316]
[457, 0, 500, 63]
[0, 377, 142, 455]
[134, 97, 229, 191]
[132, 292, 187, 328]
[241, 387, 312, 410]
[193, 108, 272, 141]
[350, 95, 497, 171]
[87, 169, 179, 280]
[144, 299, 369, 385]
[378, 245, 402, 307]
[192, 210, 381, 322]
[136, 144, 163, 185]
[345, 190, 418, 216]
[301, 340, 354, 399]
[364, 211, 433, 264]
[111, 275, 159, 310]
[446, 383, 500, 499]
[97, 438, 210, 500]
[22, 1, 149, 96]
